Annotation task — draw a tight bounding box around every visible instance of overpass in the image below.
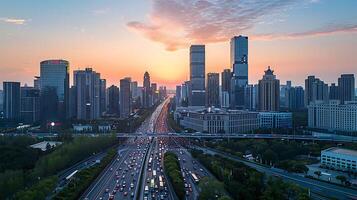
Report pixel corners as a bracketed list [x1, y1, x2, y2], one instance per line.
[115, 132, 357, 143]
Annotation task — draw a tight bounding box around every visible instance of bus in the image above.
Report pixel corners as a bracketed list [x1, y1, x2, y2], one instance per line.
[150, 178, 155, 188]
[191, 173, 199, 183]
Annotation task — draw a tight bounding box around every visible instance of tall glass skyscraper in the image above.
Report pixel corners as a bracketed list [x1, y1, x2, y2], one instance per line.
[3, 82, 20, 120]
[40, 59, 69, 122]
[189, 45, 205, 106]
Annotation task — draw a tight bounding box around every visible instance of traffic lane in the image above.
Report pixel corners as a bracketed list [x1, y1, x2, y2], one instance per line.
[201, 147, 357, 200]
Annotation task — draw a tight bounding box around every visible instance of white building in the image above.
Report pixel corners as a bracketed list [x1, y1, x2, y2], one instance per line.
[308, 100, 357, 133]
[258, 112, 292, 129]
[321, 147, 357, 172]
[177, 107, 259, 134]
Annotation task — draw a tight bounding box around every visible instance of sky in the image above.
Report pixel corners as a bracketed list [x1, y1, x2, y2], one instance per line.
[1, 0, 357, 89]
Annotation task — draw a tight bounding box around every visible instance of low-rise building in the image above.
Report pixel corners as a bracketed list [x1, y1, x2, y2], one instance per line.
[258, 112, 292, 129]
[308, 100, 357, 133]
[73, 124, 93, 132]
[321, 147, 357, 172]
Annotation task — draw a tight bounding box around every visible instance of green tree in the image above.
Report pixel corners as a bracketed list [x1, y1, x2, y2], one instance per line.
[199, 177, 228, 200]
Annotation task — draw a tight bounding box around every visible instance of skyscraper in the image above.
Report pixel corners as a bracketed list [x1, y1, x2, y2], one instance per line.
[287, 86, 305, 110]
[100, 79, 107, 115]
[176, 85, 182, 106]
[206, 73, 220, 107]
[143, 71, 151, 108]
[230, 36, 248, 109]
[74, 68, 101, 120]
[304, 76, 328, 106]
[221, 69, 232, 108]
[107, 85, 120, 116]
[3, 82, 20, 120]
[120, 77, 132, 118]
[338, 74, 355, 104]
[20, 86, 40, 123]
[131, 81, 139, 99]
[189, 45, 205, 106]
[34, 76, 41, 89]
[329, 83, 339, 100]
[151, 83, 158, 105]
[40, 59, 69, 122]
[244, 84, 258, 111]
[0, 90, 3, 112]
[258, 67, 280, 111]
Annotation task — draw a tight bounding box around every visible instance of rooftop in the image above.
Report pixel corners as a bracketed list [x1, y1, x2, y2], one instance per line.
[324, 147, 357, 157]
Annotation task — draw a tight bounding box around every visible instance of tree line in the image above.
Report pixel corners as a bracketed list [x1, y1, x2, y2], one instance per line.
[164, 152, 185, 199]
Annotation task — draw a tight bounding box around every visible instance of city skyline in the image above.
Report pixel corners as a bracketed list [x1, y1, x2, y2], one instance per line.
[1, 0, 357, 89]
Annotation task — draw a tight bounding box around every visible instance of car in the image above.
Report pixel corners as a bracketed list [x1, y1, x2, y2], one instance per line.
[131, 192, 134, 197]
[124, 192, 128, 196]
[105, 188, 109, 193]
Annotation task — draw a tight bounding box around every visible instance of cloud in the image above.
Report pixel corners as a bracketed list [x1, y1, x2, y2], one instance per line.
[127, 0, 356, 51]
[253, 24, 357, 40]
[0, 17, 27, 25]
[92, 8, 110, 15]
[127, 0, 300, 51]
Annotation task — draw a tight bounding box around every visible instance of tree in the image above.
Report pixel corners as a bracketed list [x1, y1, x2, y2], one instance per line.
[336, 175, 347, 185]
[198, 177, 227, 200]
[314, 171, 322, 179]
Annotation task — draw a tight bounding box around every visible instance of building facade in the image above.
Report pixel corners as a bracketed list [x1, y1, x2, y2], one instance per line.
[338, 74, 355, 104]
[258, 112, 292, 129]
[189, 45, 206, 106]
[308, 100, 357, 133]
[3, 82, 20, 120]
[258, 67, 280, 112]
[20, 86, 40, 123]
[120, 77, 132, 118]
[321, 147, 357, 172]
[73, 68, 101, 120]
[143, 71, 151, 108]
[305, 76, 329, 106]
[206, 73, 220, 107]
[40, 59, 69, 122]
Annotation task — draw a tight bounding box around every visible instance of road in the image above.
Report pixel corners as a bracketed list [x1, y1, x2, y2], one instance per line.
[81, 101, 166, 200]
[197, 146, 357, 200]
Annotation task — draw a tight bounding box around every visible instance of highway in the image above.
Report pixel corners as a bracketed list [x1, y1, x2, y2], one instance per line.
[196, 146, 357, 200]
[81, 101, 166, 200]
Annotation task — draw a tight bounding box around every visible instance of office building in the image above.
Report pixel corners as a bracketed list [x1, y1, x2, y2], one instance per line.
[20, 86, 40, 123]
[40, 59, 69, 122]
[321, 147, 357, 172]
[338, 74, 355, 104]
[107, 85, 120, 116]
[305, 76, 329, 106]
[189, 45, 205, 106]
[177, 107, 259, 134]
[221, 69, 232, 108]
[3, 82, 21, 120]
[329, 83, 339, 100]
[280, 81, 292, 108]
[131, 81, 139, 99]
[159, 86, 167, 101]
[258, 112, 292, 129]
[244, 84, 258, 111]
[230, 36, 248, 109]
[258, 67, 280, 112]
[0, 90, 3, 112]
[143, 71, 151, 108]
[100, 79, 107, 115]
[34, 76, 41, 89]
[181, 81, 190, 106]
[68, 86, 77, 119]
[206, 73, 220, 107]
[120, 77, 132, 118]
[175, 85, 182, 106]
[287, 86, 305, 110]
[308, 100, 357, 133]
[151, 83, 158, 105]
[74, 68, 101, 120]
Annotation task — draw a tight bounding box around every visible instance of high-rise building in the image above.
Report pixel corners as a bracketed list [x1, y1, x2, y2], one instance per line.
[34, 76, 41, 89]
[280, 81, 292, 108]
[74, 68, 101, 120]
[181, 81, 190, 106]
[159, 86, 167, 101]
[258, 67, 280, 112]
[120, 77, 132, 118]
[143, 71, 151, 108]
[151, 83, 158, 105]
[221, 69, 232, 108]
[329, 83, 339, 100]
[338, 74, 355, 104]
[189, 45, 205, 106]
[230, 36, 248, 109]
[107, 85, 120, 116]
[20, 86, 40, 123]
[305, 76, 329, 106]
[287, 86, 305, 110]
[100, 79, 107, 115]
[68, 86, 77, 119]
[40, 60, 69, 122]
[244, 84, 258, 111]
[176, 85, 182, 106]
[0, 90, 3, 112]
[3, 82, 20, 120]
[131, 81, 139, 99]
[206, 73, 220, 107]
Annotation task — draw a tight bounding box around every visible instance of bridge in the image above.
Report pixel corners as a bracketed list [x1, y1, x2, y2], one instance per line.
[116, 132, 357, 143]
